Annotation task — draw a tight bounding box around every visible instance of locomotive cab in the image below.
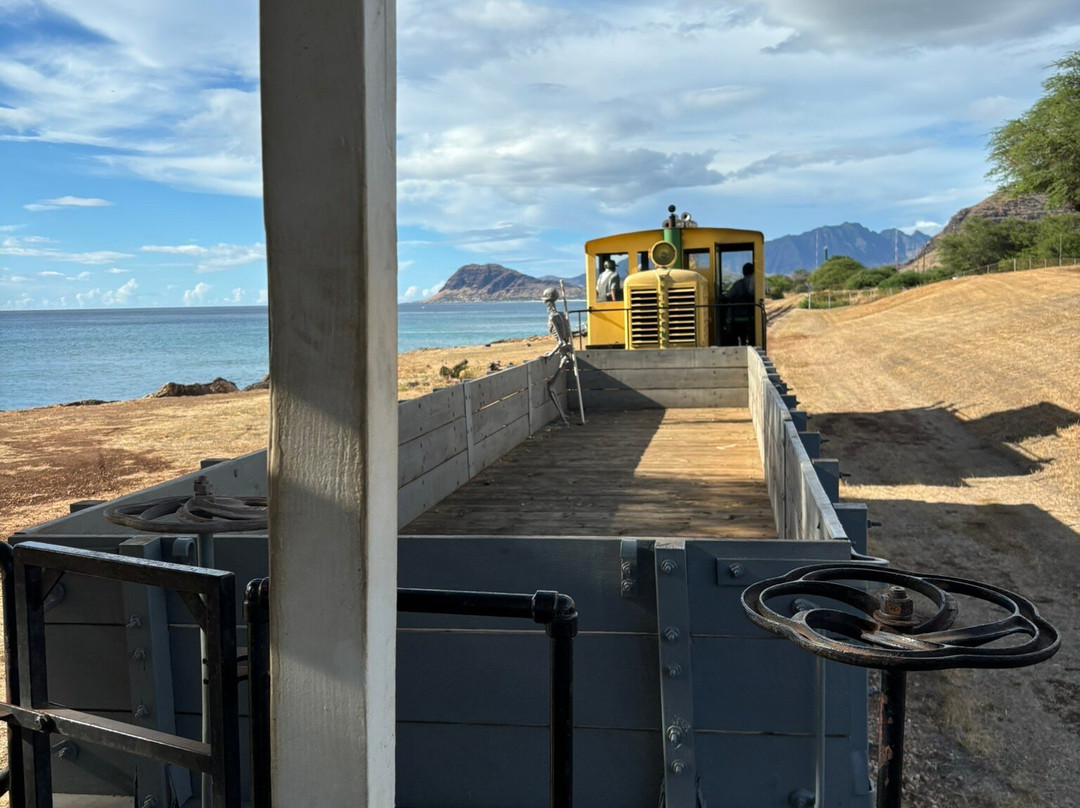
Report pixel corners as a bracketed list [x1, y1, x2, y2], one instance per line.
[584, 205, 766, 349]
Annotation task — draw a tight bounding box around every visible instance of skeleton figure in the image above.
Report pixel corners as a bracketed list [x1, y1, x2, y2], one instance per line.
[542, 286, 573, 424]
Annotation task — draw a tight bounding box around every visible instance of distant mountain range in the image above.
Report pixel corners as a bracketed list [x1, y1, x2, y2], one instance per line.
[425, 264, 586, 303]
[765, 223, 931, 274]
[423, 223, 933, 301]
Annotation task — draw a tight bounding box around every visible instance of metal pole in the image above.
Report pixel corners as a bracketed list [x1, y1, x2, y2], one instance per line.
[815, 656, 826, 808]
[876, 669, 907, 808]
[0, 543, 25, 806]
[245, 579, 272, 808]
[559, 281, 586, 425]
[198, 533, 216, 807]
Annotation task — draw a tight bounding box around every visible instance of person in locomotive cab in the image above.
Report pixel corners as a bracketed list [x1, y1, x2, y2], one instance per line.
[596, 259, 623, 302]
[726, 262, 756, 345]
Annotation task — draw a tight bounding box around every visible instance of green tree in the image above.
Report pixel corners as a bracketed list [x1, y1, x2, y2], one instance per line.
[765, 274, 793, 298]
[937, 217, 1036, 269]
[844, 267, 894, 289]
[988, 51, 1080, 210]
[789, 269, 811, 293]
[808, 255, 864, 289]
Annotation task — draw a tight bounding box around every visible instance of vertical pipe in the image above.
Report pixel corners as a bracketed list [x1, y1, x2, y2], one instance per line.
[547, 601, 577, 808]
[876, 669, 907, 808]
[198, 533, 216, 807]
[815, 656, 826, 808]
[0, 544, 24, 806]
[245, 579, 272, 808]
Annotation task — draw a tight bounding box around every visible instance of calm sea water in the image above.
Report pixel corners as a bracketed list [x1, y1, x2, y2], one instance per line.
[0, 302, 568, 411]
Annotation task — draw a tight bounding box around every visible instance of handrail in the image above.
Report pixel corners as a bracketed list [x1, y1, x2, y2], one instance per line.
[245, 582, 579, 808]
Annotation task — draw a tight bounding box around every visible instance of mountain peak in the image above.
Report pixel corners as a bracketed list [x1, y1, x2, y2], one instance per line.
[425, 263, 586, 302]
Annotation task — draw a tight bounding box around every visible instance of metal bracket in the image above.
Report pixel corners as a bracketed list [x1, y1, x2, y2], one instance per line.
[654, 542, 698, 808]
[619, 538, 639, 598]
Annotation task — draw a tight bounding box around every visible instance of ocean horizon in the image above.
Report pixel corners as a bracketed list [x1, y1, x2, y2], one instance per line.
[0, 301, 582, 411]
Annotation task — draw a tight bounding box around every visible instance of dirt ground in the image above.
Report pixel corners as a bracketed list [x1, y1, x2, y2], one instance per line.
[770, 267, 1080, 807]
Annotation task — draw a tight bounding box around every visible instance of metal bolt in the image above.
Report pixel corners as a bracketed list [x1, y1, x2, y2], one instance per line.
[132, 647, 148, 662]
[874, 585, 915, 627]
[125, 615, 142, 629]
[134, 704, 151, 720]
[728, 563, 745, 579]
[664, 627, 680, 642]
[142, 797, 159, 808]
[621, 561, 633, 574]
[789, 789, 816, 808]
[670, 759, 686, 775]
[665, 664, 682, 679]
[54, 741, 78, 761]
[666, 725, 683, 745]
[621, 580, 634, 593]
[660, 559, 677, 575]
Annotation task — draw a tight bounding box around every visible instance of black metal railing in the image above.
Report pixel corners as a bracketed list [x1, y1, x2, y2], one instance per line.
[0, 540, 242, 807]
[245, 581, 579, 808]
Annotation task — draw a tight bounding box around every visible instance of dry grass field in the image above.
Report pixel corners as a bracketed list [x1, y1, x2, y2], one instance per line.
[771, 266, 1080, 808]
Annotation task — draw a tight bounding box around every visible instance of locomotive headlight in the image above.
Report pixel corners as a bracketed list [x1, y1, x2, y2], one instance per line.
[650, 240, 678, 268]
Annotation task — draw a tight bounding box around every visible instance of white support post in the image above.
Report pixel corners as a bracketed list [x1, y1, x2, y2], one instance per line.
[261, 0, 397, 804]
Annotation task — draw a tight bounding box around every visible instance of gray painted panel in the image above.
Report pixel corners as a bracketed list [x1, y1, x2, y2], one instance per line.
[684, 541, 850, 637]
[577, 367, 748, 391]
[170, 624, 249, 716]
[581, 387, 748, 410]
[695, 733, 868, 808]
[396, 724, 663, 808]
[45, 625, 130, 711]
[398, 415, 468, 486]
[691, 638, 852, 734]
[472, 387, 530, 443]
[472, 412, 531, 472]
[399, 537, 658, 633]
[398, 385, 463, 444]
[397, 631, 659, 730]
[397, 451, 471, 529]
[472, 364, 529, 410]
[577, 346, 747, 370]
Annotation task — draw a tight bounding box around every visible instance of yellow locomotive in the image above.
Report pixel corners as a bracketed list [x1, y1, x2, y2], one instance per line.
[584, 205, 765, 349]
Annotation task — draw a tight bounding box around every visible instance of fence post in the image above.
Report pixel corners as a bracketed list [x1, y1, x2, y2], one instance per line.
[1013, 258, 1017, 272]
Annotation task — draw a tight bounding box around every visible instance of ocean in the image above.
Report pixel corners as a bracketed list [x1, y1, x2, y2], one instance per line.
[0, 302, 573, 411]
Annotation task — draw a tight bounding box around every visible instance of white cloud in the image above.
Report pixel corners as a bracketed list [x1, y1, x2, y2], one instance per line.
[0, 236, 131, 264]
[398, 259, 415, 272]
[227, 287, 245, 303]
[109, 278, 138, 304]
[105, 267, 130, 274]
[24, 195, 113, 211]
[399, 281, 446, 302]
[400, 285, 421, 302]
[256, 289, 268, 304]
[141, 242, 265, 272]
[182, 281, 212, 305]
[36, 269, 94, 281]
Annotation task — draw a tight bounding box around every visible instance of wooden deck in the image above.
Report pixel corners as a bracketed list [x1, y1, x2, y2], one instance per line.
[402, 407, 777, 539]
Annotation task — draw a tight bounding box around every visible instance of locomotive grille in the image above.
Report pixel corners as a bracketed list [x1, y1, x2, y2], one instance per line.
[667, 286, 698, 345]
[628, 288, 660, 347]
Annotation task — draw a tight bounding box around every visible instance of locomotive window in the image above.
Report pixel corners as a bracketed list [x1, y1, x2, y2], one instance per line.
[596, 253, 628, 278]
[595, 253, 627, 303]
[685, 249, 711, 270]
[718, 247, 755, 292]
[637, 251, 652, 272]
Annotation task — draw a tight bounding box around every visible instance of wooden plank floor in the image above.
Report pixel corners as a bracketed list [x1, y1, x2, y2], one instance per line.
[402, 408, 778, 539]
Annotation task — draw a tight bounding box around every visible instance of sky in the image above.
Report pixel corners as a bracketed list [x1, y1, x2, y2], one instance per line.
[1, 1, 1079, 310]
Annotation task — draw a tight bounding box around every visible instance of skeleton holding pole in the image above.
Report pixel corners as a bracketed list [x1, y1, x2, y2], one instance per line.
[542, 286, 586, 425]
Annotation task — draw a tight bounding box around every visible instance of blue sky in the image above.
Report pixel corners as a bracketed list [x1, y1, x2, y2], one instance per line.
[2, 0, 1079, 309]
